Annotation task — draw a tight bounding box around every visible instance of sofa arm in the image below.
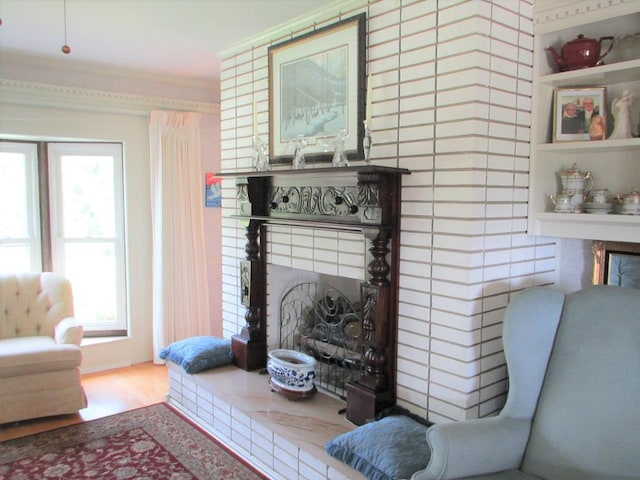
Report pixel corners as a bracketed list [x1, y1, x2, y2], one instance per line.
[55, 317, 84, 345]
[411, 416, 531, 480]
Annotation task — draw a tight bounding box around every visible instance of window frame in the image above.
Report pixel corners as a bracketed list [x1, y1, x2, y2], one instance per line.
[0, 139, 128, 336]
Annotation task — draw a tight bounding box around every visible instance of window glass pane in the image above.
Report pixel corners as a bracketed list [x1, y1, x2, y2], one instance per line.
[64, 242, 117, 325]
[0, 245, 32, 273]
[0, 151, 30, 238]
[49, 142, 126, 334]
[59, 155, 115, 238]
[0, 142, 41, 272]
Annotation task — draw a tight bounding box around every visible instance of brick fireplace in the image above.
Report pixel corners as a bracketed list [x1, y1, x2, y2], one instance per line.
[220, 0, 549, 423]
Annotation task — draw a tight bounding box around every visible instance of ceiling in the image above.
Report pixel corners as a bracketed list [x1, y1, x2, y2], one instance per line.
[0, 0, 337, 80]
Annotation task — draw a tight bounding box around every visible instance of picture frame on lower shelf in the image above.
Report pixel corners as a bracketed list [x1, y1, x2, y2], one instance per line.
[553, 87, 606, 143]
[593, 240, 640, 288]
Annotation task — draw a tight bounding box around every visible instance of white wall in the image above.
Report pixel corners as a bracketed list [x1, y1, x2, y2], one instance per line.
[0, 64, 220, 372]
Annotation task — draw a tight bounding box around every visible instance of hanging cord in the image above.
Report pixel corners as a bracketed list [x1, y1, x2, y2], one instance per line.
[61, 0, 71, 54]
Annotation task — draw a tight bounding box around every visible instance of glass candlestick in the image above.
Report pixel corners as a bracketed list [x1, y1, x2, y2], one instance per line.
[292, 133, 307, 169]
[332, 128, 349, 167]
[363, 123, 372, 164]
[253, 136, 270, 172]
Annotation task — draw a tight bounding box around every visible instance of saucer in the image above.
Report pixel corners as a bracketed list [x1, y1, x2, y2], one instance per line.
[619, 206, 640, 215]
[584, 202, 613, 214]
[554, 206, 574, 213]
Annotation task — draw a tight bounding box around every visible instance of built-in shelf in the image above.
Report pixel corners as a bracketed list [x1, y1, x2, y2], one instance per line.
[528, 5, 640, 244]
[538, 58, 640, 88]
[535, 137, 640, 152]
[532, 212, 640, 242]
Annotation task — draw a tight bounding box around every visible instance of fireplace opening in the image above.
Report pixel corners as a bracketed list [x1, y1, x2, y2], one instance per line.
[279, 281, 364, 399]
[267, 264, 366, 399]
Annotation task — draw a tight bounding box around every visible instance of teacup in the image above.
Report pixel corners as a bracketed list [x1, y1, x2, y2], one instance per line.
[589, 189, 610, 204]
[550, 194, 574, 213]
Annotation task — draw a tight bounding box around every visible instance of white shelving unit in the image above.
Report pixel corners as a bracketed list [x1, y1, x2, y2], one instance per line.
[529, 1, 640, 242]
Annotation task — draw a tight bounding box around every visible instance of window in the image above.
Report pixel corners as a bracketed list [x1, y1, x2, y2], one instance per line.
[0, 140, 128, 336]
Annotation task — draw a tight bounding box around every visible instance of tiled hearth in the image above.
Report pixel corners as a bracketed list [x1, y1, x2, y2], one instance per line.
[166, 363, 366, 480]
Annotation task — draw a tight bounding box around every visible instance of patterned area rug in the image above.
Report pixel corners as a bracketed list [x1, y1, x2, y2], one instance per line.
[0, 403, 267, 480]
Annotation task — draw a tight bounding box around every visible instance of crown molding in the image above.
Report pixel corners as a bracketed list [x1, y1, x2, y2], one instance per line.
[0, 78, 219, 116]
[218, 0, 368, 57]
[534, 0, 640, 33]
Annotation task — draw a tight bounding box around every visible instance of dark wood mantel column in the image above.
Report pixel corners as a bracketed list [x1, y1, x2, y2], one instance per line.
[345, 171, 401, 425]
[231, 177, 269, 371]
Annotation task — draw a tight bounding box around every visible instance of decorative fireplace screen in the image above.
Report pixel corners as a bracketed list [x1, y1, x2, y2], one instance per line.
[279, 282, 365, 399]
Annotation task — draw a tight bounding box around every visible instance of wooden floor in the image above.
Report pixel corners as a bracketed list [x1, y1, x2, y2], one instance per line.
[0, 362, 169, 442]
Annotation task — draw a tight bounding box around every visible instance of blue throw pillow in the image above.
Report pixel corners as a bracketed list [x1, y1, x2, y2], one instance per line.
[159, 336, 233, 373]
[326, 414, 432, 480]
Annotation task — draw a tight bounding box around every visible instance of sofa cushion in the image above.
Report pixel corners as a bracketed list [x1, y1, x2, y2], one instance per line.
[326, 413, 432, 480]
[0, 336, 83, 377]
[160, 336, 233, 374]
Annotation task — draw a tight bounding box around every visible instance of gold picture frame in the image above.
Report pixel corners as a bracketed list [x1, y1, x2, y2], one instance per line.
[593, 240, 640, 288]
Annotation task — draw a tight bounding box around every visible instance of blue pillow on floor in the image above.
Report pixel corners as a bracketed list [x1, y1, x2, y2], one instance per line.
[160, 336, 233, 373]
[326, 413, 432, 480]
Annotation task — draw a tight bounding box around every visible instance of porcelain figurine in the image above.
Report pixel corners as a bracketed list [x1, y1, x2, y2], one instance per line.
[589, 113, 606, 140]
[610, 90, 634, 139]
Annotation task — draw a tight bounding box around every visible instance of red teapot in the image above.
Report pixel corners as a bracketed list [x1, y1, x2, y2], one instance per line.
[546, 34, 614, 71]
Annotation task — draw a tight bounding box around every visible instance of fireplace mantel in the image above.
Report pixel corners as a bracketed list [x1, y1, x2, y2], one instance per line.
[218, 165, 410, 425]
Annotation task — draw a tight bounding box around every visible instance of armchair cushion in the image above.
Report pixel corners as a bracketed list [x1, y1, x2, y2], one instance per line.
[0, 336, 83, 377]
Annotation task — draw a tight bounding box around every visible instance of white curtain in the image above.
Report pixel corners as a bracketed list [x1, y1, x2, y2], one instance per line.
[149, 111, 211, 363]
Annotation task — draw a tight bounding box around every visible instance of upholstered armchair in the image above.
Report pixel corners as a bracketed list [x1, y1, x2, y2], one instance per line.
[412, 285, 640, 480]
[0, 272, 87, 424]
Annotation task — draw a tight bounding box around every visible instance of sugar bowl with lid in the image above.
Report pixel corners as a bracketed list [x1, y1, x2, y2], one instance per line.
[617, 188, 640, 215]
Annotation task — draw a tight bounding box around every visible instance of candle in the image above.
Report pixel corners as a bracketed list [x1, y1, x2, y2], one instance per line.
[365, 75, 372, 127]
[253, 98, 258, 138]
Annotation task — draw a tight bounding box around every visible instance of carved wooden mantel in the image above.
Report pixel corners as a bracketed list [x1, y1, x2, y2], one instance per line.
[217, 165, 410, 425]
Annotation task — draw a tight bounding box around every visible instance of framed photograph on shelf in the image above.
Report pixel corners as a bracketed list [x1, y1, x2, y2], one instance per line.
[552, 87, 606, 142]
[593, 240, 640, 288]
[268, 13, 366, 164]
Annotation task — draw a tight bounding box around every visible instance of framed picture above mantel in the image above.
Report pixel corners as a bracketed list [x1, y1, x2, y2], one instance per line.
[268, 13, 366, 164]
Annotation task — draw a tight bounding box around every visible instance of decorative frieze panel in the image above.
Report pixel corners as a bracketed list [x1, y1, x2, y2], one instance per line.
[230, 166, 406, 229]
[270, 185, 360, 219]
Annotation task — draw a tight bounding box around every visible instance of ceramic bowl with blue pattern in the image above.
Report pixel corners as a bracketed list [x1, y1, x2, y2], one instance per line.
[267, 349, 316, 392]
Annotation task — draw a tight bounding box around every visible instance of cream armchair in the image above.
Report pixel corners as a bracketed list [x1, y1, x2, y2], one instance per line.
[412, 285, 640, 480]
[0, 272, 87, 424]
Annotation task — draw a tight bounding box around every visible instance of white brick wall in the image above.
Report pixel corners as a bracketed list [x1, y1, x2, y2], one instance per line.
[219, 0, 555, 422]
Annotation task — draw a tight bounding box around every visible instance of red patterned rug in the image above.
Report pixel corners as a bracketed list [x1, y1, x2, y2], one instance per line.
[0, 403, 267, 480]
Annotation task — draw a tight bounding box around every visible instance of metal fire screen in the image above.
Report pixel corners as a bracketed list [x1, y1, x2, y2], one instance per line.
[279, 282, 364, 399]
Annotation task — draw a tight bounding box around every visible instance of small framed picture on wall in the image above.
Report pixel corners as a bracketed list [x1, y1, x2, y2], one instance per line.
[552, 87, 606, 142]
[205, 173, 221, 207]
